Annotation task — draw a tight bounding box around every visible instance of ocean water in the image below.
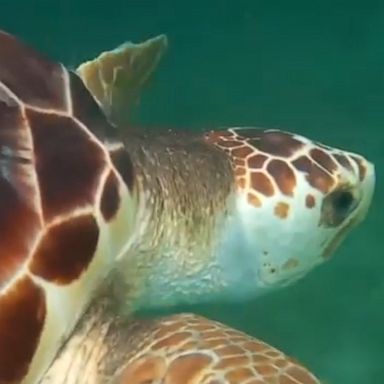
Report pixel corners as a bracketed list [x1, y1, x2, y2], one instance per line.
[1, 1, 382, 383]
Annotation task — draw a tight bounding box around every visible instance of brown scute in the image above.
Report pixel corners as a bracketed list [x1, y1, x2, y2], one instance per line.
[204, 130, 234, 144]
[166, 353, 213, 383]
[231, 145, 253, 158]
[292, 156, 335, 194]
[234, 166, 246, 177]
[0, 174, 40, 286]
[119, 356, 166, 383]
[246, 130, 304, 158]
[69, 71, 115, 140]
[306, 194, 316, 208]
[292, 155, 312, 173]
[285, 365, 320, 384]
[215, 139, 243, 148]
[0, 31, 66, 111]
[351, 155, 367, 181]
[151, 331, 191, 350]
[0, 93, 41, 285]
[305, 164, 334, 194]
[333, 153, 353, 172]
[234, 158, 245, 167]
[0, 276, 46, 383]
[251, 172, 274, 196]
[225, 367, 259, 382]
[29, 214, 99, 284]
[118, 314, 320, 384]
[100, 171, 121, 221]
[310, 148, 337, 173]
[274, 202, 290, 219]
[109, 146, 135, 191]
[237, 177, 246, 189]
[248, 153, 267, 169]
[267, 159, 296, 196]
[247, 192, 262, 207]
[27, 108, 107, 222]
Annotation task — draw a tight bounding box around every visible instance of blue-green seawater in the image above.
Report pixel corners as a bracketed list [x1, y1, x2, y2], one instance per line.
[2, 1, 382, 383]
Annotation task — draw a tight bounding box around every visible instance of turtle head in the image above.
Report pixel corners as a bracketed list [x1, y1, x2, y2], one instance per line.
[208, 128, 375, 296]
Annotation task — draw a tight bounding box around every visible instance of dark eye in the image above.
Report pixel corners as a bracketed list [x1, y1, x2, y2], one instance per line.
[320, 189, 357, 227]
[332, 190, 355, 216]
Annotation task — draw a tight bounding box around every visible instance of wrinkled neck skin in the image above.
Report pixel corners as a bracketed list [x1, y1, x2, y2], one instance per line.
[40, 291, 138, 384]
[116, 130, 271, 312]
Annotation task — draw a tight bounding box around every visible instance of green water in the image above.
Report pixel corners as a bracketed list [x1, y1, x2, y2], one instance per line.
[2, 1, 382, 383]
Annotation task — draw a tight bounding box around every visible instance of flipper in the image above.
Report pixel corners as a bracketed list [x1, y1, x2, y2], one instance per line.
[77, 35, 168, 126]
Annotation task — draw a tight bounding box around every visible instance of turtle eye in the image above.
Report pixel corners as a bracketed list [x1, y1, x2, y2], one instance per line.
[331, 190, 356, 217]
[320, 189, 357, 227]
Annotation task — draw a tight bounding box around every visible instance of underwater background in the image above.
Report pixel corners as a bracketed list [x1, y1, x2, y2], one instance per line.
[1, 1, 382, 383]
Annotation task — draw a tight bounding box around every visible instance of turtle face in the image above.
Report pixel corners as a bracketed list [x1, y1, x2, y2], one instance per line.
[207, 128, 375, 292]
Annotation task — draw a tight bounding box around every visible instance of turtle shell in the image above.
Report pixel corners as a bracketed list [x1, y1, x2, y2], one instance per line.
[0, 31, 134, 383]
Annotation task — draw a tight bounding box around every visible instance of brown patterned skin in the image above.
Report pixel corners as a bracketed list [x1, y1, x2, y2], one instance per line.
[204, 128, 371, 208]
[0, 31, 137, 383]
[42, 296, 321, 384]
[117, 314, 320, 384]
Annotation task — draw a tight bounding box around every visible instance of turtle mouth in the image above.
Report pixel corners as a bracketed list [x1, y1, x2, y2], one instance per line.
[322, 213, 360, 259]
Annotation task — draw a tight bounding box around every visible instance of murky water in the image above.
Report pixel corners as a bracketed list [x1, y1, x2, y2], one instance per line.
[2, 1, 382, 383]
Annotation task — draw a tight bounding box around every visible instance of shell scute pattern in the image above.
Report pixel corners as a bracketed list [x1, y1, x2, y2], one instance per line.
[26, 107, 107, 221]
[0, 83, 42, 287]
[0, 276, 46, 383]
[205, 127, 369, 218]
[0, 30, 131, 383]
[29, 214, 99, 284]
[118, 314, 320, 384]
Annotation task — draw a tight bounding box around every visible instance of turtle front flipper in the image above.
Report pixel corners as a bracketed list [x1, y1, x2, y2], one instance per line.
[77, 35, 168, 127]
[114, 314, 321, 384]
[42, 298, 321, 384]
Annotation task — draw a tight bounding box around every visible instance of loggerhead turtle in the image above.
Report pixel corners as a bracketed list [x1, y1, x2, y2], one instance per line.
[0, 31, 374, 384]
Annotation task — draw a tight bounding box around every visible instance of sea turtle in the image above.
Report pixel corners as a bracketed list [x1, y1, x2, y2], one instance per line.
[0, 30, 374, 384]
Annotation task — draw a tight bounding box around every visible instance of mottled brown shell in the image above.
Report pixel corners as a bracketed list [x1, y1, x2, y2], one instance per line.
[0, 30, 133, 383]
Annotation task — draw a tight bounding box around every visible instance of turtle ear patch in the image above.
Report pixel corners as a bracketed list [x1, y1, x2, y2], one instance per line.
[0, 276, 46, 383]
